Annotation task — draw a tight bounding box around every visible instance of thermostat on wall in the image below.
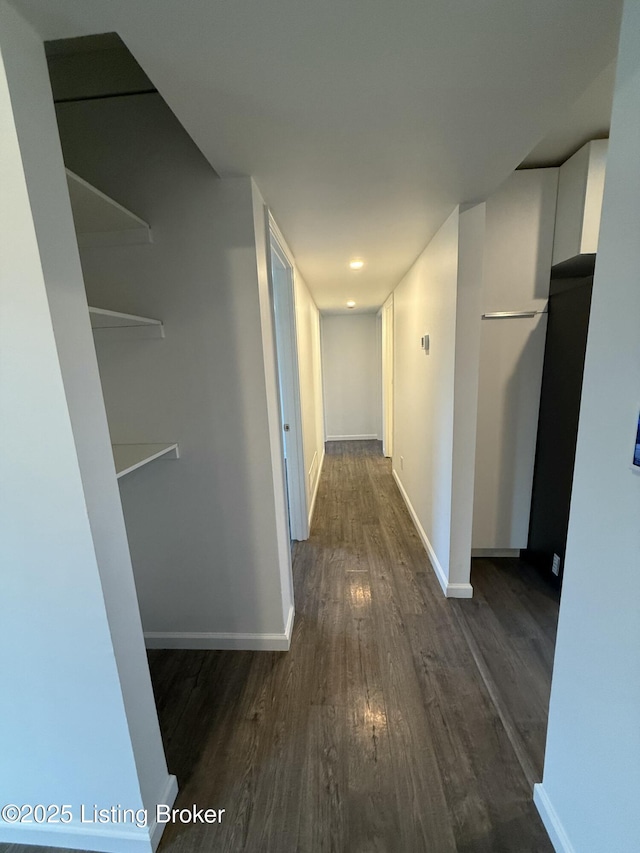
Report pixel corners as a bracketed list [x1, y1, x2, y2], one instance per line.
[421, 334, 430, 354]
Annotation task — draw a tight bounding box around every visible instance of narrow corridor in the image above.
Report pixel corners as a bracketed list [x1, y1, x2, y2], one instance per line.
[150, 441, 553, 852]
[0, 442, 556, 853]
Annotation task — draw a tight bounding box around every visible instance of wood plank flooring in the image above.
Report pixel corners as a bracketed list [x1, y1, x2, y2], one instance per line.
[0, 440, 556, 853]
[153, 440, 553, 852]
[453, 556, 560, 789]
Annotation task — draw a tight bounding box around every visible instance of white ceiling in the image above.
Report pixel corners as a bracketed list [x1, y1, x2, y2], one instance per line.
[13, 0, 622, 312]
[521, 60, 616, 168]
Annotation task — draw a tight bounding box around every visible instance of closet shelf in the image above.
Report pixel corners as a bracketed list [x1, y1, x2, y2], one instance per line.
[89, 306, 164, 339]
[66, 168, 152, 247]
[113, 443, 179, 479]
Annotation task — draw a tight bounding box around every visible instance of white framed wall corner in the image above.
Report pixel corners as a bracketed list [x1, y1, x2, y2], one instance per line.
[265, 211, 326, 537]
[0, 7, 176, 850]
[267, 216, 309, 543]
[381, 294, 394, 458]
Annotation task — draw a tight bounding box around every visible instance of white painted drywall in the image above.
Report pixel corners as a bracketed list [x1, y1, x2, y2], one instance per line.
[3, 0, 622, 314]
[392, 206, 484, 595]
[481, 169, 558, 313]
[535, 4, 640, 850]
[0, 5, 173, 850]
[322, 313, 381, 441]
[553, 139, 608, 266]
[393, 211, 458, 587]
[580, 140, 608, 255]
[55, 93, 292, 647]
[381, 294, 394, 458]
[449, 204, 485, 586]
[472, 169, 558, 550]
[293, 267, 326, 521]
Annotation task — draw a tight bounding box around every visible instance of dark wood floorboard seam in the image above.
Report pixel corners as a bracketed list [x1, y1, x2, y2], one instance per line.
[452, 601, 540, 791]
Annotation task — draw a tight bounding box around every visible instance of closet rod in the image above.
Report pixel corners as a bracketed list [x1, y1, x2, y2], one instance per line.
[482, 310, 547, 319]
[54, 88, 157, 105]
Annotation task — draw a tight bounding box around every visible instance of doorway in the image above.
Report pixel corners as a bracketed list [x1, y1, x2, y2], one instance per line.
[268, 222, 309, 542]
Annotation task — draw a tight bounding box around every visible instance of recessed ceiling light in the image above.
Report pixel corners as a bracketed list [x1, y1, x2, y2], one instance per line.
[347, 300, 356, 308]
[349, 259, 364, 270]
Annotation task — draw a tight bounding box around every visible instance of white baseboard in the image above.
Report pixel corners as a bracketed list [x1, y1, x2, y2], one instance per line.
[144, 604, 295, 651]
[326, 434, 379, 441]
[0, 814, 155, 853]
[283, 601, 295, 645]
[308, 447, 325, 527]
[149, 775, 179, 852]
[471, 548, 521, 558]
[0, 826, 153, 853]
[0, 773, 178, 853]
[392, 469, 473, 599]
[445, 583, 474, 598]
[534, 784, 576, 853]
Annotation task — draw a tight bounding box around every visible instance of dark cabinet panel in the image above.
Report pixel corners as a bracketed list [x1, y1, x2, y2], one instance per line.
[525, 276, 592, 585]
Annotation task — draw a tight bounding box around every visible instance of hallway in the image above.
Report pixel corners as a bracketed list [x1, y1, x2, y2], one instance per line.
[150, 441, 553, 853]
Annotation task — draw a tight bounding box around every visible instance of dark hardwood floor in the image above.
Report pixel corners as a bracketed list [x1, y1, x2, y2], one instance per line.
[1, 440, 558, 853]
[153, 440, 554, 852]
[454, 557, 560, 790]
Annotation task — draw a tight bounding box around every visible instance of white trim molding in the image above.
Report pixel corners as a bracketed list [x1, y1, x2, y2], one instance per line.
[446, 583, 475, 598]
[0, 823, 156, 853]
[144, 605, 295, 651]
[149, 775, 179, 852]
[534, 784, 576, 853]
[0, 775, 177, 853]
[283, 601, 295, 644]
[0, 774, 177, 853]
[267, 215, 309, 542]
[326, 434, 379, 441]
[308, 447, 325, 527]
[392, 469, 473, 599]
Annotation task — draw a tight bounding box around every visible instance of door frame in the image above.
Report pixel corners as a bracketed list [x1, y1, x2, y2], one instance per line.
[266, 213, 309, 541]
[381, 294, 394, 457]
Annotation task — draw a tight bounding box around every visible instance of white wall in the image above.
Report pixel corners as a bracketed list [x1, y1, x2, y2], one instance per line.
[55, 93, 293, 649]
[553, 139, 608, 266]
[535, 3, 640, 850]
[322, 313, 381, 440]
[450, 204, 485, 584]
[472, 168, 558, 551]
[392, 206, 483, 596]
[381, 294, 394, 457]
[0, 5, 174, 850]
[293, 268, 325, 521]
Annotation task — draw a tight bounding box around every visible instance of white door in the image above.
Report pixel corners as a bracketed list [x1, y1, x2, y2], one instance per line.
[268, 226, 309, 541]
